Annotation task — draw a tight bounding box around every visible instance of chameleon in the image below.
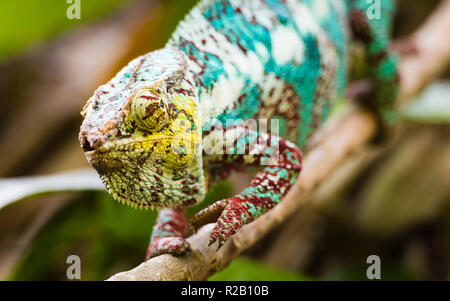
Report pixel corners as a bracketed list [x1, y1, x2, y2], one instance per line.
[79, 0, 398, 260]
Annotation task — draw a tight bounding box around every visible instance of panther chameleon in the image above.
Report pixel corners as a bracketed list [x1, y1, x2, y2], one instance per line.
[79, 0, 398, 260]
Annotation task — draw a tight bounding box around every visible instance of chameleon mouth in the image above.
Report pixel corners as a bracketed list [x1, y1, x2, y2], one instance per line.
[81, 139, 95, 152]
[82, 138, 204, 209]
[95, 159, 204, 210]
[84, 150, 124, 176]
[87, 135, 176, 154]
[80, 128, 204, 209]
[82, 135, 170, 175]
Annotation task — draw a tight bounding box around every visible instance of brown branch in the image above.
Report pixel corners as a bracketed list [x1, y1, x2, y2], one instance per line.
[107, 0, 450, 281]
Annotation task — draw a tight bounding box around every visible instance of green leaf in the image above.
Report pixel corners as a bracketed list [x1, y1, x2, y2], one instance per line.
[0, 169, 103, 210]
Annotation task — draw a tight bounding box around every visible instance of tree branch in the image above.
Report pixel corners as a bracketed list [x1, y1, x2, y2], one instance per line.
[107, 0, 450, 281]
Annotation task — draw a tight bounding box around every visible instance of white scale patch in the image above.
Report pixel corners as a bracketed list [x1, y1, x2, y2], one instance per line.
[260, 73, 286, 106]
[170, 0, 308, 126]
[271, 26, 305, 65]
[170, 5, 270, 125]
[230, 0, 279, 30]
[285, 0, 322, 35]
[201, 75, 246, 122]
[311, 0, 331, 19]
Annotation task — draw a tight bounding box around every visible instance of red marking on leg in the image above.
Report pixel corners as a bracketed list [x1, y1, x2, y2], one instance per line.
[146, 208, 190, 260]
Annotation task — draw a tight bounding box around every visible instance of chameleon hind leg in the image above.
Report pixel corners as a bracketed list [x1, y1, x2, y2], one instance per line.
[349, 0, 399, 124]
[145, 207, 190, 260]
[192, 124, 302, 247]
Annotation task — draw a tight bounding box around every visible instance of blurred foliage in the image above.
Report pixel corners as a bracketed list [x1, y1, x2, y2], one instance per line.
[9, 181, 232, 280]
[323, 261, 420, 281]
[0, 0, 130, 61]
[402, 82, 450, 124]
[209, 257, 312, 281]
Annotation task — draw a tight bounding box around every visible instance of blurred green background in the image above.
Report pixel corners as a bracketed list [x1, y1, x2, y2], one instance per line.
[0, 0, 125, 60]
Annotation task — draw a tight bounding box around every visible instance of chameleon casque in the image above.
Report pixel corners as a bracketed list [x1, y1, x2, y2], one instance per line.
[79, 0, 398, 260]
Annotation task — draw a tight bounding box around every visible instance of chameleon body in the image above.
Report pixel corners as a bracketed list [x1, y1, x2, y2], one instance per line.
[79, 0, 398, 259]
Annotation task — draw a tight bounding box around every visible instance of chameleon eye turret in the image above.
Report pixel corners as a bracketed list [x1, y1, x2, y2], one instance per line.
[131, 88, 169, 132]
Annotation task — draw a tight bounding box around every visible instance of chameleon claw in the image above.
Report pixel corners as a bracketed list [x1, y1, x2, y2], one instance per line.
[216, 242, 224, 251]
[208, 230, 220, 246]
[207, 232, 224, 250]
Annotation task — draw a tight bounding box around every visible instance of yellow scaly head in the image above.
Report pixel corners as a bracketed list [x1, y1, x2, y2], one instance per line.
[79, 47, 205, 209]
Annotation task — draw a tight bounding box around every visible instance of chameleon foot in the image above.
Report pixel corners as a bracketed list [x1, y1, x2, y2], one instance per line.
[192, 197, 271, 247]
[191, 199, 229, 232]
[145, 237, 191, 260]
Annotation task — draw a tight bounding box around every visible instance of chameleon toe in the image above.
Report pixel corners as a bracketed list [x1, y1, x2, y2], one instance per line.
[191, 199, 229, 232]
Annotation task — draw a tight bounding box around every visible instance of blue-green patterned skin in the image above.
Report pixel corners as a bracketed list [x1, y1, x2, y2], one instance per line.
[171, 0, 347, 148]
[80, 0, 399, 259]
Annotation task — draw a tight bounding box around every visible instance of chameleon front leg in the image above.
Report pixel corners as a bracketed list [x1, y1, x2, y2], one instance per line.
[145, 207, 190, 260]
[192, 124, 302, 247]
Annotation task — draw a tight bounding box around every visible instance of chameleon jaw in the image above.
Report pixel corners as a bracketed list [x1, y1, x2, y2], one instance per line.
[84, 136, 205, 210]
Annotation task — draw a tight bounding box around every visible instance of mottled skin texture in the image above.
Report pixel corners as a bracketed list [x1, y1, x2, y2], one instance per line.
[79, 0, 398, 260]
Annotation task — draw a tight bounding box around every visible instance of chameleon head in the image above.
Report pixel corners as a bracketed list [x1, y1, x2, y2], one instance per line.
[79, 47, 205, 209]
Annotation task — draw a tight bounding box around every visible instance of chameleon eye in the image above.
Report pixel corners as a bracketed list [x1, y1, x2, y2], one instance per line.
[131, 89, 168, 131]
